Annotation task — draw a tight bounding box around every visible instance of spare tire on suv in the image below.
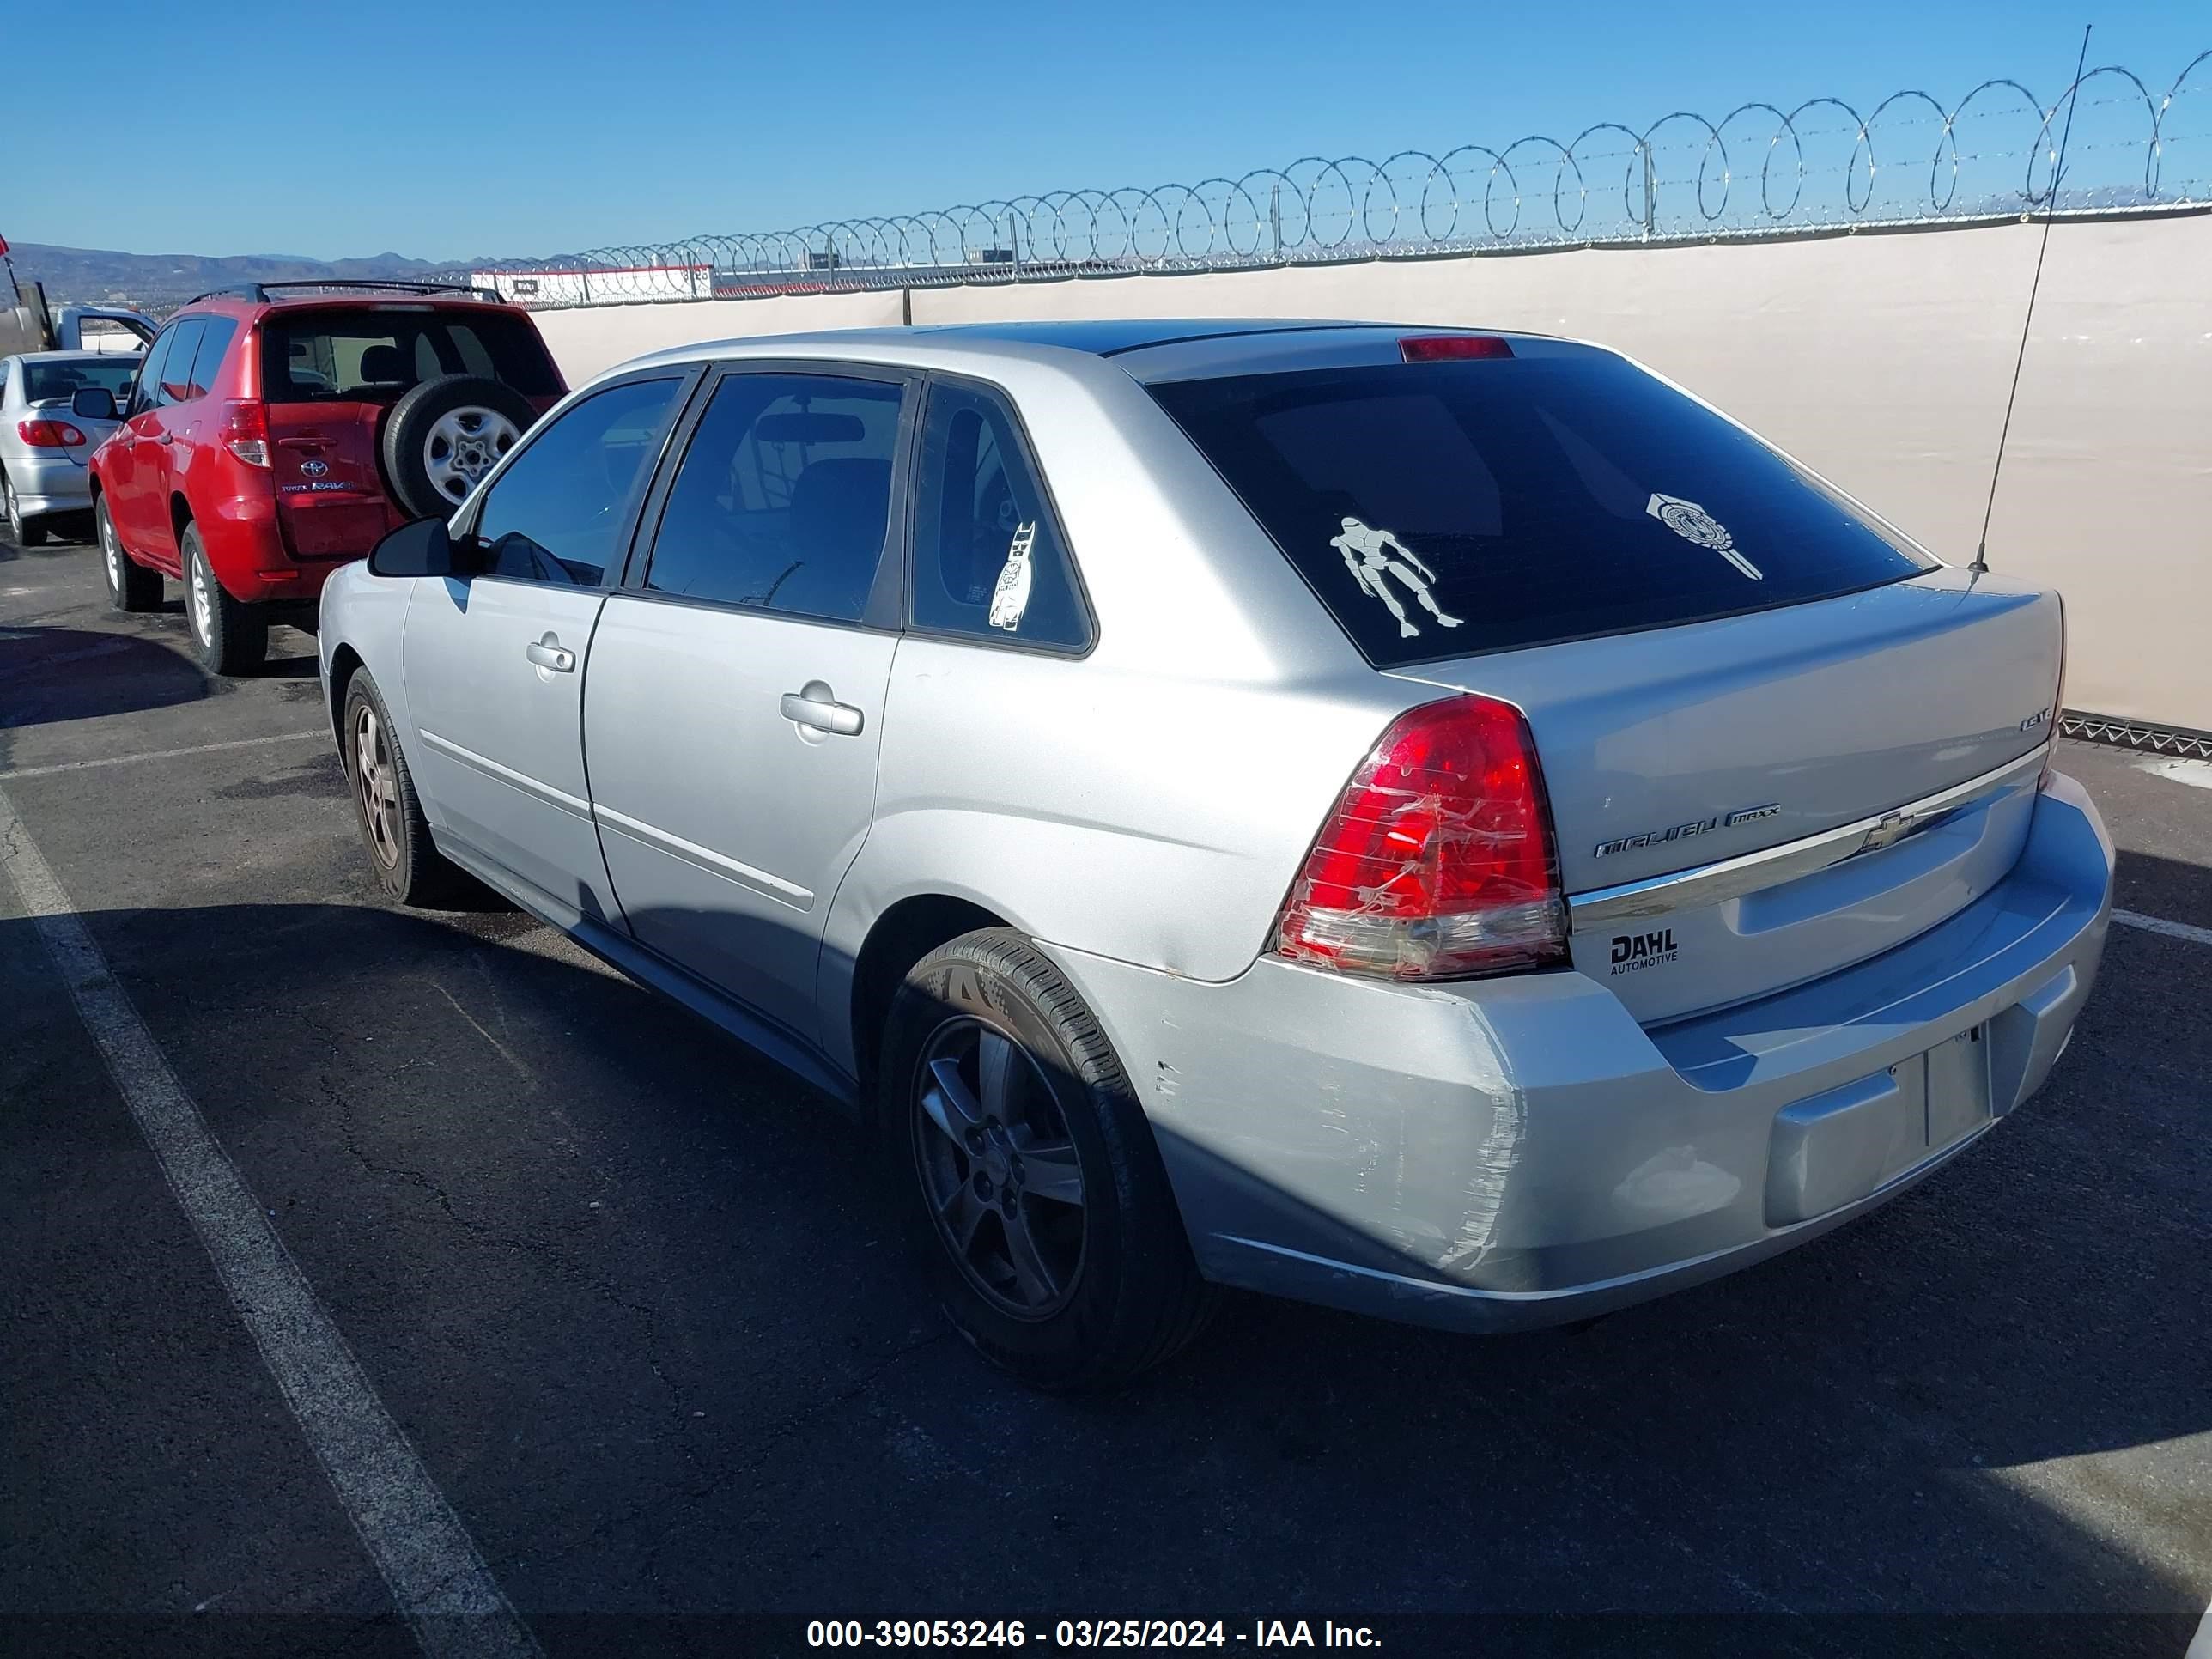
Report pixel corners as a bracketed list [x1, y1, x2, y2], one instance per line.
[382, 374, 538, 518]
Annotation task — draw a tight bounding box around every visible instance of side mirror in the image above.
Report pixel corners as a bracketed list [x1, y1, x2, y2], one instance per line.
[368, 516, 456, 578]
[70, 386, 119, 422]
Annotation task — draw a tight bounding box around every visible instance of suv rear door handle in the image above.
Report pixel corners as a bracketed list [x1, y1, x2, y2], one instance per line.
[780, 682, 864, 737]
[526, 639, 575, 673]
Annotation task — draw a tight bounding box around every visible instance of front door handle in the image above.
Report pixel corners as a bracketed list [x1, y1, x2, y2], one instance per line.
[526, 637, 575, 673]
[780, 681, 864, 737]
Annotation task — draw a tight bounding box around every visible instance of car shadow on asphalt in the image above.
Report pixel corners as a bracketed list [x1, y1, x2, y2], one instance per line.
[5, 885, 2198, 1646]
[0, 623, 209, 730]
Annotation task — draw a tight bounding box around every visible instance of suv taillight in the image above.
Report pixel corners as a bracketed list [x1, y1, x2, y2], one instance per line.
[222, 399, 270, 467]
[1277, 695, 1567, 980]
[17, 419, 87, 447]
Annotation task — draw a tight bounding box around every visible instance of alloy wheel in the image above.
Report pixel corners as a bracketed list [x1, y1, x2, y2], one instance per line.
[3, 474, 19, 540]
[422, 407, 522, 507]
[352, 702, 402, 870]
[101, 511, 123, 592]
[189, 556, 213, 646]
[912, 1017, 1087, 1319]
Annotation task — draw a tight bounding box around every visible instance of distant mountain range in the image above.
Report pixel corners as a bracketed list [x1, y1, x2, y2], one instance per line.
[5, 242, 481, 308]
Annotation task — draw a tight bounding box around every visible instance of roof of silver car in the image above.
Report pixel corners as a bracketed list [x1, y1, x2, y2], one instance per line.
[606, 319, 1584, 386]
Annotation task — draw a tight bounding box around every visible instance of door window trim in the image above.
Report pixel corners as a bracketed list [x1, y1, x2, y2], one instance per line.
[904, 369, 1098, 660]
[448, 362, 708, 595]
[613, 357, 921, 637]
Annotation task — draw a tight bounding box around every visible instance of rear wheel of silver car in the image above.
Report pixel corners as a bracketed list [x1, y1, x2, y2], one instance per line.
[99, 498, 161, 611]
[183, 525, 267, 676]
[882, 928, 1217, 1391]
[3, 470, 46, 547]
[343, 671, 464, 907]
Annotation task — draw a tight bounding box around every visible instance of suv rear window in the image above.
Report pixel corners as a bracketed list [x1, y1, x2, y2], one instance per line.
[1148, 352, 1934, 665]
[259, 307, 560, 404]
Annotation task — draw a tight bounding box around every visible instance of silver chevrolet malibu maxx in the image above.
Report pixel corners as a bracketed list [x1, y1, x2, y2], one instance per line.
[319, 320, 2113, 1388]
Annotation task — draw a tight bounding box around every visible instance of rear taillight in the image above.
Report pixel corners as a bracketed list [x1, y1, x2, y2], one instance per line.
[17, 419, 87, 447]
[1401, 334, 1513, 362]
[1277, 695, 1567, 980]
[222, 399, 270, 467]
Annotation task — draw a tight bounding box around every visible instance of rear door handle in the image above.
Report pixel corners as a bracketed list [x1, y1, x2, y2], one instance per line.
[526, 638, 575, 673]
[780, 681, 864, 737]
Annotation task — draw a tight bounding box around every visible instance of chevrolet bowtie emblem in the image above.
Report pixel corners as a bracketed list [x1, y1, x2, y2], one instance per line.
[1861, 811, 1912, 854]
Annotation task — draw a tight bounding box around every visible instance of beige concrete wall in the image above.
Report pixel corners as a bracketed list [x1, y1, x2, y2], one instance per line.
[532, 290, 903, 383]
[534, 216, 2212, 729]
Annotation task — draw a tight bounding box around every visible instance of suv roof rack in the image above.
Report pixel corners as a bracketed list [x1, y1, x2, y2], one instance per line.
[183, 279, 503, 306]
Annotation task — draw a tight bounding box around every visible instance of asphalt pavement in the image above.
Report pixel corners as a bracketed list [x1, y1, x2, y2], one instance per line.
[2, 516, 2207, 1659]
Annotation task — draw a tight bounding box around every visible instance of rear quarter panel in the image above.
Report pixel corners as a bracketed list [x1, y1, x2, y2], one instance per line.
[821, 353, 1442, 1073]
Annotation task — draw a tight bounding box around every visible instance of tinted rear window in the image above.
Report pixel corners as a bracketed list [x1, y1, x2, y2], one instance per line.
[1149, 353, 1934, 664]
[260, 307, 560, 404]
[22, 357, 139, 403]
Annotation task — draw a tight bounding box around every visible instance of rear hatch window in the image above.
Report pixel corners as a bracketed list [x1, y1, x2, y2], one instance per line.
[260, 307, 561, 404]
[1148, 349, 1934, 665]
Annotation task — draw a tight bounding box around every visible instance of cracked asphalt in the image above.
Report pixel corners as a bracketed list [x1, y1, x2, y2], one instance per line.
[2, 519, 2208, 1657]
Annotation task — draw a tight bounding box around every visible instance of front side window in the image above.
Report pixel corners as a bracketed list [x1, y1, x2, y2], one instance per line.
[642, 371, 905, 623]
[909, 380, 1090, 650]
[470, 377, 684, 586]
[126, 327, 178, 415]
[1150, 352, 1935, 665]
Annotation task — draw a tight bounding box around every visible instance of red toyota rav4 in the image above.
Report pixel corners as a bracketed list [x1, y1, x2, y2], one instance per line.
[81, 283, 567, 673]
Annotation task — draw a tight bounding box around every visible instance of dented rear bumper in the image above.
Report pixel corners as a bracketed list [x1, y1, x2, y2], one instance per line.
[1037, 772, 2112, 1334]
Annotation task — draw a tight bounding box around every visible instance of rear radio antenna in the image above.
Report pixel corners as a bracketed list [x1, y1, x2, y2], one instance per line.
[1972, 23, 2092, 578]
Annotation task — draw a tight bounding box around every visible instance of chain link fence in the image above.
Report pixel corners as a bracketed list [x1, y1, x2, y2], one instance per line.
[434, 52, 2212, 305]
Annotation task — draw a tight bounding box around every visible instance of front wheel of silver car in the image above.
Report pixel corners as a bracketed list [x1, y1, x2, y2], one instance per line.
[342, 670, 465, 908]
[881, 928, 1217, 1391]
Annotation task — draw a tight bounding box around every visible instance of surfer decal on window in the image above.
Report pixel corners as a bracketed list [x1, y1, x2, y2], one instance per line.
[1328, 516, 1463, 639]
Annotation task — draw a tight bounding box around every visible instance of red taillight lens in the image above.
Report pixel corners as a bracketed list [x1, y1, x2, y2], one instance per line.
[1277, 695, 1566, 980]
[1400, 335, 1513, 362]
[17, 419, 88, 447]
[222, 399, 270, 467]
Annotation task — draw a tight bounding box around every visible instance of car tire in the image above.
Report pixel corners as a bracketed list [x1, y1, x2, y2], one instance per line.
[183, 524, 268, 676]
[381, 375, 537, 519]
[98, 497, 161, 611]
[3, 470, 47, 546]
[880, 927, 1218, 1391]
[342, 670, 466, 907]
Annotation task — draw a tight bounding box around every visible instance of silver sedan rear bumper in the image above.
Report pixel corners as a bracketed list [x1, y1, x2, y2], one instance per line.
[3, 450, 94, 515]
[1040, 771, 2113, 1334]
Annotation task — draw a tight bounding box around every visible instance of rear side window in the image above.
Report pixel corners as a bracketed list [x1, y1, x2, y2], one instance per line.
[260, 308, 561, 404]
[1149, 353, 1933, 665]
[642, 371, 904, 623]
[910, 381, 1090, 651]
[155, 319, 204, 404]
[184, 318, 238, 399]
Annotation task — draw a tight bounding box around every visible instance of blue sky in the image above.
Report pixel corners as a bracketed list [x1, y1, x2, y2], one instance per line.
[14, 0, 2209, 260]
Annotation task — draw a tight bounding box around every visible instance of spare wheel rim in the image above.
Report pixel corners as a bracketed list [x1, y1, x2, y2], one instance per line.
[422, 406, 522, 505]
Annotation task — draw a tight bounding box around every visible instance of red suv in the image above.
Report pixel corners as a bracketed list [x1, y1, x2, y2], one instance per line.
[83, 283, 567, 673]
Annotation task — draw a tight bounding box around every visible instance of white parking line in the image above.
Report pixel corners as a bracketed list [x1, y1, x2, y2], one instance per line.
[2112, 909, 2212, 949]
[0, 729, 325, 781]
[0, 783, 539, 1659]
[2189, 1602, 2212, 1659]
